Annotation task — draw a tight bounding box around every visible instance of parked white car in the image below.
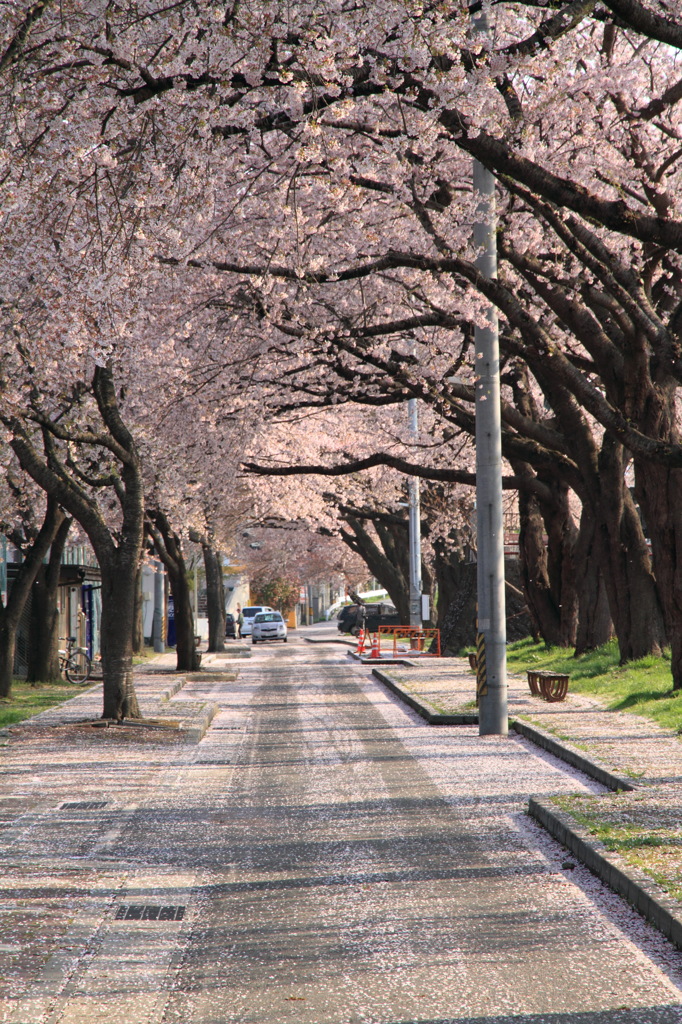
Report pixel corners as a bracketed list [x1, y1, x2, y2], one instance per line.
[239, 606, 273, 637]
[251, 611, 288, 643]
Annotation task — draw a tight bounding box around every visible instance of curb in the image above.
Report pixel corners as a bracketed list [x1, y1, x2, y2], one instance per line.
[357, 656, 417, 667]
[159, 679, 185, 702]
[148, 675, 225, 742]
[511, 718, 635, 793]
[178, 702, 221, 743]
[352, 652, 422, 666]
[529, 796, 682, 951]
[371, 668, 478, 725]
[371, 667, 635, 791]
[203, 651, 252, 659]
[304, 636, 357, 647]
[368, 666, 682, 948]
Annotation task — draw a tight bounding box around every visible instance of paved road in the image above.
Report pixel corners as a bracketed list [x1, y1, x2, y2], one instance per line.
[3, 639, 682, 1023]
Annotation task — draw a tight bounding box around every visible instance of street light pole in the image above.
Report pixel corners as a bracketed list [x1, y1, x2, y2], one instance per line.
[471, 3, 507, 736]
[408, 397, 422, 627]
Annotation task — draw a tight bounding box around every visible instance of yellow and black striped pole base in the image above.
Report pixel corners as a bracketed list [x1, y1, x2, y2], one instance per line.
[476, 632, 487, 699]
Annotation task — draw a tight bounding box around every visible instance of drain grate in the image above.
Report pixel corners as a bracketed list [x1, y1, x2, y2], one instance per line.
[61, 801, 108, 810]
[116, 905, 185, 921]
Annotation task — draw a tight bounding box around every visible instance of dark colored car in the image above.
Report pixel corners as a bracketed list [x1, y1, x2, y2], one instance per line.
[225, 612, 236, 639]
[337, 605, 360, 633]
[337, 602, 401, 635]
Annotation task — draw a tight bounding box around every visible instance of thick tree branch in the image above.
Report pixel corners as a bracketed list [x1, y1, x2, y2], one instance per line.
[242, 453, 554, 500]
[602, 0, 682, 48]
[7, 425, 114, 556]
[0, 0, 54, 72]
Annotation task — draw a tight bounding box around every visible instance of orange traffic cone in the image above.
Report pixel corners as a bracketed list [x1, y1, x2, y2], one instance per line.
[356, 628, 366, 655]
[369, 633, 380, 659]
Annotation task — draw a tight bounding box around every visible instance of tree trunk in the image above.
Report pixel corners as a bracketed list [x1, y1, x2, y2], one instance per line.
[0, 498, 67, 698]
[170, 563, 197, 671]
[147, 510, 200, 671]
[542, 482, 579, 647]
[8, 365, 145, 719]
[338, 515, 411, 622]
[540, 378, 662, 660]
[509, 462, 579, 647]
[597, 437, 666, 664]
[520, 360, 664, 659]
[374, 520, 412, 622]
[517, 484, 566, 646]
[434, 543, 477, 652]
[0, 622, 19, 699]
[203, 543, 225, 652]
[505, 372, 581, 646]
[100, 560, 141, 719]
[573, 510, 614, 655]
[634, 460, 682, 689]
[435, 550, 532, 653]
[27, 514, 72, 683]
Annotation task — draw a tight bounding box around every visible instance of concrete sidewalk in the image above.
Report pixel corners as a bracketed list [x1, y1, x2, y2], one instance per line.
[1, 641, 682, 1023]
[371, 656, 682, 948]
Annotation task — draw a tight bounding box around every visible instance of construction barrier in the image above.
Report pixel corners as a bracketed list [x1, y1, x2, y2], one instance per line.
[377, 625, 442, 658]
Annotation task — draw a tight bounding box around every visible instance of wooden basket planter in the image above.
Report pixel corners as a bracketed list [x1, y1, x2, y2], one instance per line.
[527, 670, 542, 695]
[527, 670, 569, 702]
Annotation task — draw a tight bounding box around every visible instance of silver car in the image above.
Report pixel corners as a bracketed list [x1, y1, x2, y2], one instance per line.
[239, 606, 273, 637]
[251, 611, 288, 643]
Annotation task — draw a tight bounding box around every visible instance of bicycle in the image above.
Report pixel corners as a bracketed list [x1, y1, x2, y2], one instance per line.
[58, 636, 92, 684]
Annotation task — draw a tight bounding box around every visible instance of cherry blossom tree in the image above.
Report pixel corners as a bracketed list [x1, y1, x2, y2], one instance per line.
[26, 516, 74, 682]
[239, 523, 366, 611]
[4, 0, 682, 683]
[146, 507, 201, 670]
[1, 363, 143, 717]
[0, 464, 70, 696]
[192, 530, 227, 653]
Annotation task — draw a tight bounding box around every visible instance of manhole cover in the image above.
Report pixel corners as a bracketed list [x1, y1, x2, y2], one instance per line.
[61, 801, 108, 810]
[116, 905, 185, 921]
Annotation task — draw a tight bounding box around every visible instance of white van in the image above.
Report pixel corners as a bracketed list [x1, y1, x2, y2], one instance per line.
[239, 606, 273, 637]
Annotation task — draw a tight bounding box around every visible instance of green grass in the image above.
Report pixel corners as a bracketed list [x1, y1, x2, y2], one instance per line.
[506, 637, 682, 732]
[0, 680, 86, 729]
[0, 649, 167, 730]
[552, 794, 682, 902]
[506, 638, 682, 908]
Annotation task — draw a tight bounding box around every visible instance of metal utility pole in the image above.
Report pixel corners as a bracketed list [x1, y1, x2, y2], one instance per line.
[194, 558, 199, 637]
[471, 3, 508, 736]
[152, 562, 164, 653]
[408, 397, 423, 627]
[0, 535, 6, 609]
